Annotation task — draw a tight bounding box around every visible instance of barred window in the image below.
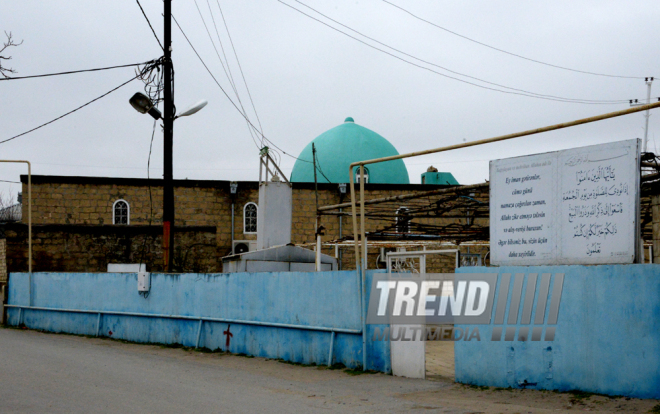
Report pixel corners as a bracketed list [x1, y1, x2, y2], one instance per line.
[396, 206, 410, 233]
[113, 199, 130, 225]
[244, 202, 258, 234]
[354, 167, 369, 184]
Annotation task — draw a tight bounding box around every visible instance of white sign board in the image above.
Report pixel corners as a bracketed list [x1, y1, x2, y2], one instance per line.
[490, 139, 640, 265]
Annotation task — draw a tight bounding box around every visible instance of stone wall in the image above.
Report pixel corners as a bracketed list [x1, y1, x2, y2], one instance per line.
[3, 223, 218, 273]
[0, 231, 6, 284]
[653, 194, 660, 263]
[18, 176, 485, 273]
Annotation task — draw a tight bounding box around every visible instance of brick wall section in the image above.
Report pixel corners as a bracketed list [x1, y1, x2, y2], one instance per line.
[19, 176, 489, 272]
[3, 223, 218, 273]
[653, 195, 660, 263]
[0, 235, 6, 284]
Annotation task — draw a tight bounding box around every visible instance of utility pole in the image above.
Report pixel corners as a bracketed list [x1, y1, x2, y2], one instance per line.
[630, 77, 654, 153]
[312, 144, 324, 270]
[163, 0, 175, 272]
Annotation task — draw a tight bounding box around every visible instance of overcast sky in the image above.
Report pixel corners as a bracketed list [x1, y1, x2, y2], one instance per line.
[2, 0, 659, 202]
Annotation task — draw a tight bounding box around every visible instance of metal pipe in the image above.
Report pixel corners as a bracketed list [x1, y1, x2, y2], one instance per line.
[338, 208, 343, 270]
[360, 165, 366, 271]
[328, 331, 335, 367]
[5, 305, 362, 334]
[195, 319, 204, 348]
[96, 313, 102, 337]
[27, 162, 31, 278]
[643, 79, 653, 153]
[345, 102, 660, 298]
[315, 233, 322, 271]
[319, 182, 487, 212]
[349, 167, 360, 272]
[350, 102, 660, 172]
[359, 165, 367, 371]
[231, 203, 235, 253]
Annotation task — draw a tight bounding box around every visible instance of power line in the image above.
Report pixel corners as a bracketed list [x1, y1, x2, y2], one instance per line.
[281, 1, 632, 105]
[173, 15, 289, 159]
[135, 0, 164, 50]
[0, 60, 155, 81]
[172, 15, 314, 169]
[0, 72, 143, 145]
[193, 0, 263, 149]
[0, 179, 20, 184]
[216, 0, 266, 138]
[172, 15, 260, 147]
[381, 0, 646, 80]
[291, 0, 630, 104]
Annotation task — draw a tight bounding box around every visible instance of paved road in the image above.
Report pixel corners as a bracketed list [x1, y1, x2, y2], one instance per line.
[1, 328, 657, 413]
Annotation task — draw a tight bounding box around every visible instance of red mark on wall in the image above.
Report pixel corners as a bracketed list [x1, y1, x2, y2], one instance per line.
[223, 324, 233, 349]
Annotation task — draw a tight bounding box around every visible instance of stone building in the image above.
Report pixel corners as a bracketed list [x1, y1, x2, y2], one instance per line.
[2, 117, 475, 275]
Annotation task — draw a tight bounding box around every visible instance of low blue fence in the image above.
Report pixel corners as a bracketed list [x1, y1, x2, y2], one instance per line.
[455, 264, 660, 399]
[5, 271, 390, 373]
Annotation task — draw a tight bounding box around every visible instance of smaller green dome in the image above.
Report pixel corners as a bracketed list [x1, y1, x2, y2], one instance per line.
[344, 117, 354, 123]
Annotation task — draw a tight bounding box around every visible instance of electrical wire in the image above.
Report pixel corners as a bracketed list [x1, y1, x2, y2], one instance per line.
[313, 149, 332, 183]
[0, 179, 20, 184]
[135, 0, 164, 50]
[194, 0, 241, 98]
[0, 72, 145, 145]
[172, 14, 263, 151]
[172, 15, 316, 170]
[216, 0, 266, 139]
[381, 0, 647, 80]
[291, 0, 631, 104]
[0, 60, 155, 81]
[277, 0, 634, 105]
[195, 0, 263, 148]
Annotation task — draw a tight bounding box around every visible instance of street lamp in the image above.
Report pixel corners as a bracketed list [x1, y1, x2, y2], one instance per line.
[129, 92, 162, 120]
[175, 100, 208, 119]
[129, 92, 207, 272]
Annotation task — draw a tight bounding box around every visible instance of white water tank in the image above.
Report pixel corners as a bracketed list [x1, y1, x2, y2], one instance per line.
[256, 178, 293, 250]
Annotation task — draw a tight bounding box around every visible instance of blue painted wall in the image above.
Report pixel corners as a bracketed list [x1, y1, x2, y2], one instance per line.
[455, 264, 660, 399]
[6, 271, 390, 373]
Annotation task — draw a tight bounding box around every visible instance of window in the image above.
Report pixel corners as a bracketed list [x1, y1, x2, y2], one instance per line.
[396, 206, 410, 233]
[354, 167, 369, 184]
[113, 199, 130, 225]
[244, 202, 258, 234]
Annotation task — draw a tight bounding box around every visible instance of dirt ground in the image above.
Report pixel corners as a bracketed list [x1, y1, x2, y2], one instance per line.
[2, 327, 659, 413]
[408, 379, 660, 413]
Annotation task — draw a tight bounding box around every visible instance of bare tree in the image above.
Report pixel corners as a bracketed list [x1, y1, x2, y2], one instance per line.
[0, 192, 20, 222]
[0, 31, 23, 78]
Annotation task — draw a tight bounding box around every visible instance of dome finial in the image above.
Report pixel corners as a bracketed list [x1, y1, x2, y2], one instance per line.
[344, 117, 354, 123]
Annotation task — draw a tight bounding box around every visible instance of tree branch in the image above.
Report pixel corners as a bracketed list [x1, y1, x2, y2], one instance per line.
[0, 31, 23, 78]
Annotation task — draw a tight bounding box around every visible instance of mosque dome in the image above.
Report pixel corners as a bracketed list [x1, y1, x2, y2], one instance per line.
[290, 117, 410, 184]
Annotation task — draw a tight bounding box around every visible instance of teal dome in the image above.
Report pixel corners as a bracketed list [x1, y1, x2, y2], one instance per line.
[290, 118, 410, 184]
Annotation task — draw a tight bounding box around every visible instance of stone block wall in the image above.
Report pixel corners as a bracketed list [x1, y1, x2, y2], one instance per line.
[3, 223, 219, 273]
[653, 195, 660, 263]
[0, 236, 6, 284]
[18, 176, 491, 273]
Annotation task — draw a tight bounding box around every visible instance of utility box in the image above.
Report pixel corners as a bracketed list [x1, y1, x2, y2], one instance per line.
[137, 271, 151, 292]
[108, 263, 146, 273]
[257, 179, 293, 250]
